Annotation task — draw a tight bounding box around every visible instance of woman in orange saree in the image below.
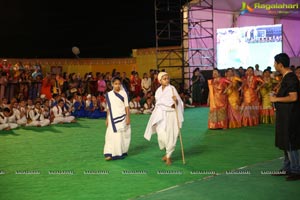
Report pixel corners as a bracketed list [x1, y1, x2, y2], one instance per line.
[241, 67, 264, 127]
[208, 69, 230, 129]
[259, 69, 277, 124]
[225, 68, 242, 128]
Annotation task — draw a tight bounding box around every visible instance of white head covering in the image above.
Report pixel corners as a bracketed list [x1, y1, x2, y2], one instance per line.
[87, 94, 91, 99]
[158, 72, 168, 83]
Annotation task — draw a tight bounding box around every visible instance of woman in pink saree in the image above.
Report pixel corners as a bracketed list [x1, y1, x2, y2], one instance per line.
[241, 67, 264, 127]
[225, 68, 242, 128]
[208, 69, 230, 129]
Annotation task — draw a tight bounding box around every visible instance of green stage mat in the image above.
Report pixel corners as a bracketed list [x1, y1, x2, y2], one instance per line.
[0, 108, 292, 200]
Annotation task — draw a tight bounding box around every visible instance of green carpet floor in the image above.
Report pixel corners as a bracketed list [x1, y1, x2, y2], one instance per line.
[0, 108, 299, 200]
[136, 158, 300, 200]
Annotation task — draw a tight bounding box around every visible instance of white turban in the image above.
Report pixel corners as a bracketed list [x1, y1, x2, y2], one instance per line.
[158, 72, 168, 83]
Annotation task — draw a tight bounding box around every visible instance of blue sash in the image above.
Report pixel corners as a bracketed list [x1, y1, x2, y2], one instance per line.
[106, 92, 126, 133]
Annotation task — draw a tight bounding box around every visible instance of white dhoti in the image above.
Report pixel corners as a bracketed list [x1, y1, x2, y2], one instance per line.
[17, 117, 27, 126]
[27, 119, 50, 127]
[40, 119, 50, 127]
[156, 110, 179, 157]
[0, 123, 17, 130]
[8, 123, 18, 129]
[130, 109, 141, 114]
[143, 109, 152, 114]
[0, 114, 18, 130]
[0, 123, 9, 130]
[52, 116, 75, 124]
[145, 107, 180, 158]
[51, 106, 75, 125]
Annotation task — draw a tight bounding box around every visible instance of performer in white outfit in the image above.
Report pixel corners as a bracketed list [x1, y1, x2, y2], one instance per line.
[143, 97, 154, 114]
[129, 96, 142, 114]
[0, 108, 18, 130]
[144, 72, 184, 165]
[141, 73, 152, 95]
[11, 102, 27, 126]
[51, 99, 76, 124]
[26, 101, 50, 127]
[85, 94, 92, 108]
[27, 99, 35, 110]
[103, 77, 131, 161]
[6, 104, 20, 125]
[0, 112, 10, 130]
[18, 100, 28, 126]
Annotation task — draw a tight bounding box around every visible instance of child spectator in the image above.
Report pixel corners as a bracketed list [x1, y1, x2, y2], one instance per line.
[129, 95, 142, 114]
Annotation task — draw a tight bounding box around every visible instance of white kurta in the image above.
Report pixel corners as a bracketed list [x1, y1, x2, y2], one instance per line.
[0, 113, 18, 130]
[144, 84, 184, 157]
[7, 112, 17, 123]
[141, 78, 151, 94]
[0, 113, 9, 130]
[103, 90, 131, 159]
[13, 108, 27, 126]
[143, 103, 154, 114]
[26, 109, 50, 127]
[129, 101, 141, 114]
[51, 106, 75, 124]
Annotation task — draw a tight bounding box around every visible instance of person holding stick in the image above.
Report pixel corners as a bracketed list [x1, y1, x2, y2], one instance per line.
[144, 72, 184, 165]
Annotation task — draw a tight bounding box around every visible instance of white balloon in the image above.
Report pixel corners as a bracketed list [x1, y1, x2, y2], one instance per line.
[72, 46, 80, 55]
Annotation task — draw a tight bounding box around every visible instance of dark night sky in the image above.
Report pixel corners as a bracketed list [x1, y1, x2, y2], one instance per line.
[0, 0, 155, 58]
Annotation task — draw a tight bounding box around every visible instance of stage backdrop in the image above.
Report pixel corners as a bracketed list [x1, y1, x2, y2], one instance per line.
[188, 8, 300, 70]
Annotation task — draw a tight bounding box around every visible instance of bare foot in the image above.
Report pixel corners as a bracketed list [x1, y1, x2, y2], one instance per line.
[105, 157, 112, 161]
[166, 157, 172, 166]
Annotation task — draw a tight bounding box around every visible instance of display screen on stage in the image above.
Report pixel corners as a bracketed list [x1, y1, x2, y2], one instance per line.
[216, 24, 282, 71]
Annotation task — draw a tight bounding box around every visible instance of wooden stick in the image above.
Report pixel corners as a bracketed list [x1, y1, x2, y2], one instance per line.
[172, 88, 186, 165]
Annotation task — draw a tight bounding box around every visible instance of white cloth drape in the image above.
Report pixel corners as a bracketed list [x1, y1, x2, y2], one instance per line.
[103, 90, 131, 158]
[144, 84, 184, 157]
